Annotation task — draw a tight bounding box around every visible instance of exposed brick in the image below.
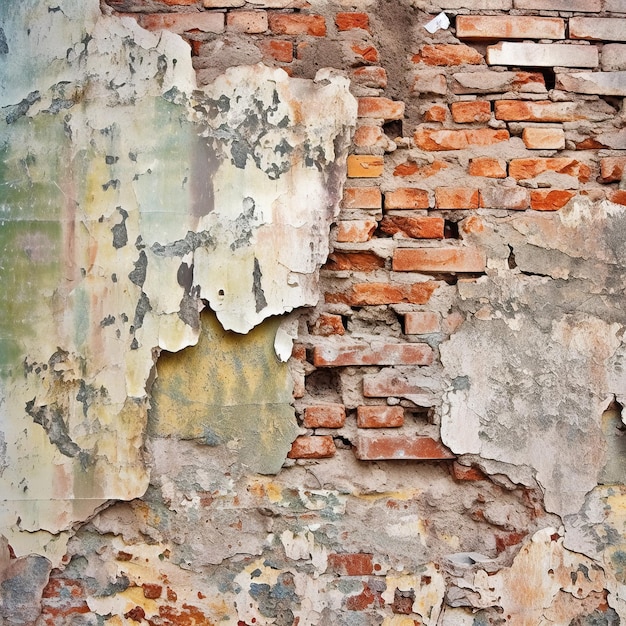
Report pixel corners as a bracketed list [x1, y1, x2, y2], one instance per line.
[487, 42, 598, 68]
[530, 189, 576, 211]
[601, 44, 626, 71]
[412, 72, 447, 95]
[140, 11, 225, 33]
[327, 553, 374, 576]
[570, 17, 626, 41]
[452, 71, 546, 94]
[456, 15, 565, 40]
[513, 0, 601, 10]
[424, 104, 448, 122]
[335, 12, 370, 32]
[479, 186, 530, 209]
[335, 220, 377, 243]
[380, 216, 444, 239]
[404, 311, 440, 335]
[226, 10, 268, 33]
[257, 39, 293, 63]
[608, 190, 626, 205]
[351, 43, 379, 64]
[599, 157, 626, 183]
[357, 405, 404, 428]
[394, 160, 449, 178]
[354, 125, 383, 147]
[347, 155, 384, 178]
[313, 343, 434, 367]
[303, 404, 346, 428]
[522, 127, 565, 149]
[323, 251, 385, 272]
[509, 158, 591, 182]
[451, 462, 486, 481]
[203, 0, 245, 5]
[384, 188, 429, 210]
[393, 248, 486, 273]
[413, 44, 484, 66]
[268, 13, 326, 36]
[325, 282, 438, 306]
[450, 101, 491, 123]
[358, 97, 405, 120]
[354, 434, 455, 460]
[288, 435, 336, 459]
[556, 72, 626, 97]
[435, 187, 480, 209]
[414, 127, 509, 151]
[469, 157, 507, 178]
[352, 66, 388, 89]
[342, 187, 382, 209]
[363, 370, 433, 399]
[495, 99, 608, 122]
[310, 314, 345, 336]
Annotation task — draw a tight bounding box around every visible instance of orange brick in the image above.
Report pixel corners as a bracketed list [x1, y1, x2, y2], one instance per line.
[424, 104, 448, 122]
[456, 15, 565, 40]
[269, 13, 326, 36]
[435, 187, 479, 209]
[451, 101, 491, 123]
[335, 12, 370, 32]
[313, 343, 434, 367]
[495, 100, 586, 122]
[608, 190, 626, 205]
[414, 127, 509, 150]
[335, 220, 377, 243]
[310, 314, 345, 336]
[357, 406, 404, 428]
[404, 311, 440, 334]
[522, 127, 565, 149]
[324, 251, 385, 272]
[352, 66, 387, 89]
[347, 155, 384, 178]
[599, 157, 626, 183]
[413, 44, 484, 66]
[393, 248, 486, 272]
[258, 39, 293, 63]
[451, 462, 486, 481]
[226, 10, 267, 33]
[384, 188, 429, 209]
[358, 97, 405, 120]
[140, 12, 224, 33]
[379, 216, 444, 239]
[351, 43, 379, 64]
[342, 187, 382, 209]
[509, 158, 591, 182]
[393, 160, 448, 178]
[530, 189, 576, 211]
[303, 404, 346, 428]
[354, 125, 384, 147]
[288, 436, 336, 459]
[468, 157, 507, 178]
[354, 434, 455, 460]
[479, 187, 530, 209]
[325, 282, 438, 306]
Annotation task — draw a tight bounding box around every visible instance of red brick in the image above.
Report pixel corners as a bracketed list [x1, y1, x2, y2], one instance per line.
[608, 190, 626, 205]
[354, 125, 383, 147]
[404, 311, 440, 334]
[435, 187, 479, 209]
[351, 43, 379, 64]
[509, 158, 591, 182]
[335, 12, 370, 32]
[479, 187, 530, 210]
[363, 371, 432, 399]
[352, 66, 387, 89]
[521, 127, 565, 150]
[451, 101, 491, 123]
[494, 100, 588, 122]
[358, 97, 405, 120]
[342, 187, 382, 209]
[451, 462, 486, 481]
[413, 127, 509, 151]
[379, 216, 444, 239]
[140, 12, 224, 33]
[468, 157, 507, 178]
[258, 39, 293, 63]
[413, 44, 484, 66]
[357, 405, 404, 428]
[531, 189, 576, 211]
[456, 15, 565, 40]
[269, 13, 326, 36]
[347, 155, 384, 178]
[393, 248, 486, 273]
[393, 160, 449, 178]
[327, 553, 374, 576]
[303, 404, 346, 428]
[346, 582, 384, 610]
[325, 282, 438, 306]
[424, 105, 448, 122]
[288, 435, 336, 459]
[313, 343, 434, 367]
[335, 220, 377, 243]
[310, 313, 345, 336]
[384, 188, 429, 210]
[226, 10, 267, 33]
[323, 251, 385, 271]
[600, 157, 626, 183]
[354, 434, 455, 460]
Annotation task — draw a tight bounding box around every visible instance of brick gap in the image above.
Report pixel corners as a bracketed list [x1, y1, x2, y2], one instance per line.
[507, 244, 517, 269]
[382, 119, 403, 140]
[444, 220, 460, 239]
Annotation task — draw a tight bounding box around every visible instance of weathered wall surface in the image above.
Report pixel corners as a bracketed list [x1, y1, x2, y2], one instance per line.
[2, 0, 626, 623]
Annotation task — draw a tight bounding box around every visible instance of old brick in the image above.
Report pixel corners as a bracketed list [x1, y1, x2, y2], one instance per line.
[335, 12, 370, 32]
[325, 282, 438, 306]
[380, 216, 444, 239]
[522, 127, 565, 149]
[335, 220, 377, 243]
[413, 44, 484, 66]
[354, 125, 383, 148]
[385, 188, 429, 209]
[342, 187, 382, 209]
[608, 190, 626, 205]
[140, 11, 224, 33]
[142, 583, 162, 599]
[570, 17, 626, 41]
[269, 13, 326, 36]
[599, 157, 626, 183]
[203, 0, 245, 5]
[556, 72, 626, 97]
[310, 314, 345, 336]
[424, 104, 448, 122]
[456, 15, 564, 40]
[288, 436, 336, 459]
[486, 42, 598, 68]
[435, 187, 479, 209]
[303, 404, 346, 428]
[394, 160, 449, 178]
[257, 39, 293, 63]
[393, 247, 486, 273]
[413, 127, 509, 151]
[363, 370, 434, 400]
[226, 10, 268, 33]
[350, 43, 379, 64]
[313, 343, 434, 367]
[451, 101, 491, 123]
[404, 311, 440, 335]
[451, 462, 486, 481]
[495, 99, 611, 122]
[357, 405, 404, 428]
[513, 0, 601, 10]
[469, 157, 507, 178]
[509, 158, 591, 182]
[439, 0, 512, 7]
[358, 97, 405, 120]
[412, 72, 447, 95]
[327, 553, 374, 576]
[347, 155, 384, 178]
[452, 70, 546, 94]
[601, 44, 626, 71]
[530, 189, 576, 211]
[324, 251, 385, 271]
[352, 66, 388, 89]
[354, 434, 455, 460]
[479, 186, 530, 209]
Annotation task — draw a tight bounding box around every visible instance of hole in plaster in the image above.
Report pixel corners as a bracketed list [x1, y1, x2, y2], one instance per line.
[218, 289, 225, 297]
[444, 220, 459, 239]
[507, 245, 517, 269]
[383, 120, 403, 140]
[305, 369, 342, 401]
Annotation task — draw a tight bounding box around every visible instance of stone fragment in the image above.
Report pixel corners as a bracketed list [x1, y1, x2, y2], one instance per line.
[556, 71, 626, 96]
[570, 17, 626, 41]
[456, 15, 565, 40]
[354, 434, 455, 460]
[451, 71, 546, 94]
[487, 42, 598, 68]
[393, 248, 487, 273]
